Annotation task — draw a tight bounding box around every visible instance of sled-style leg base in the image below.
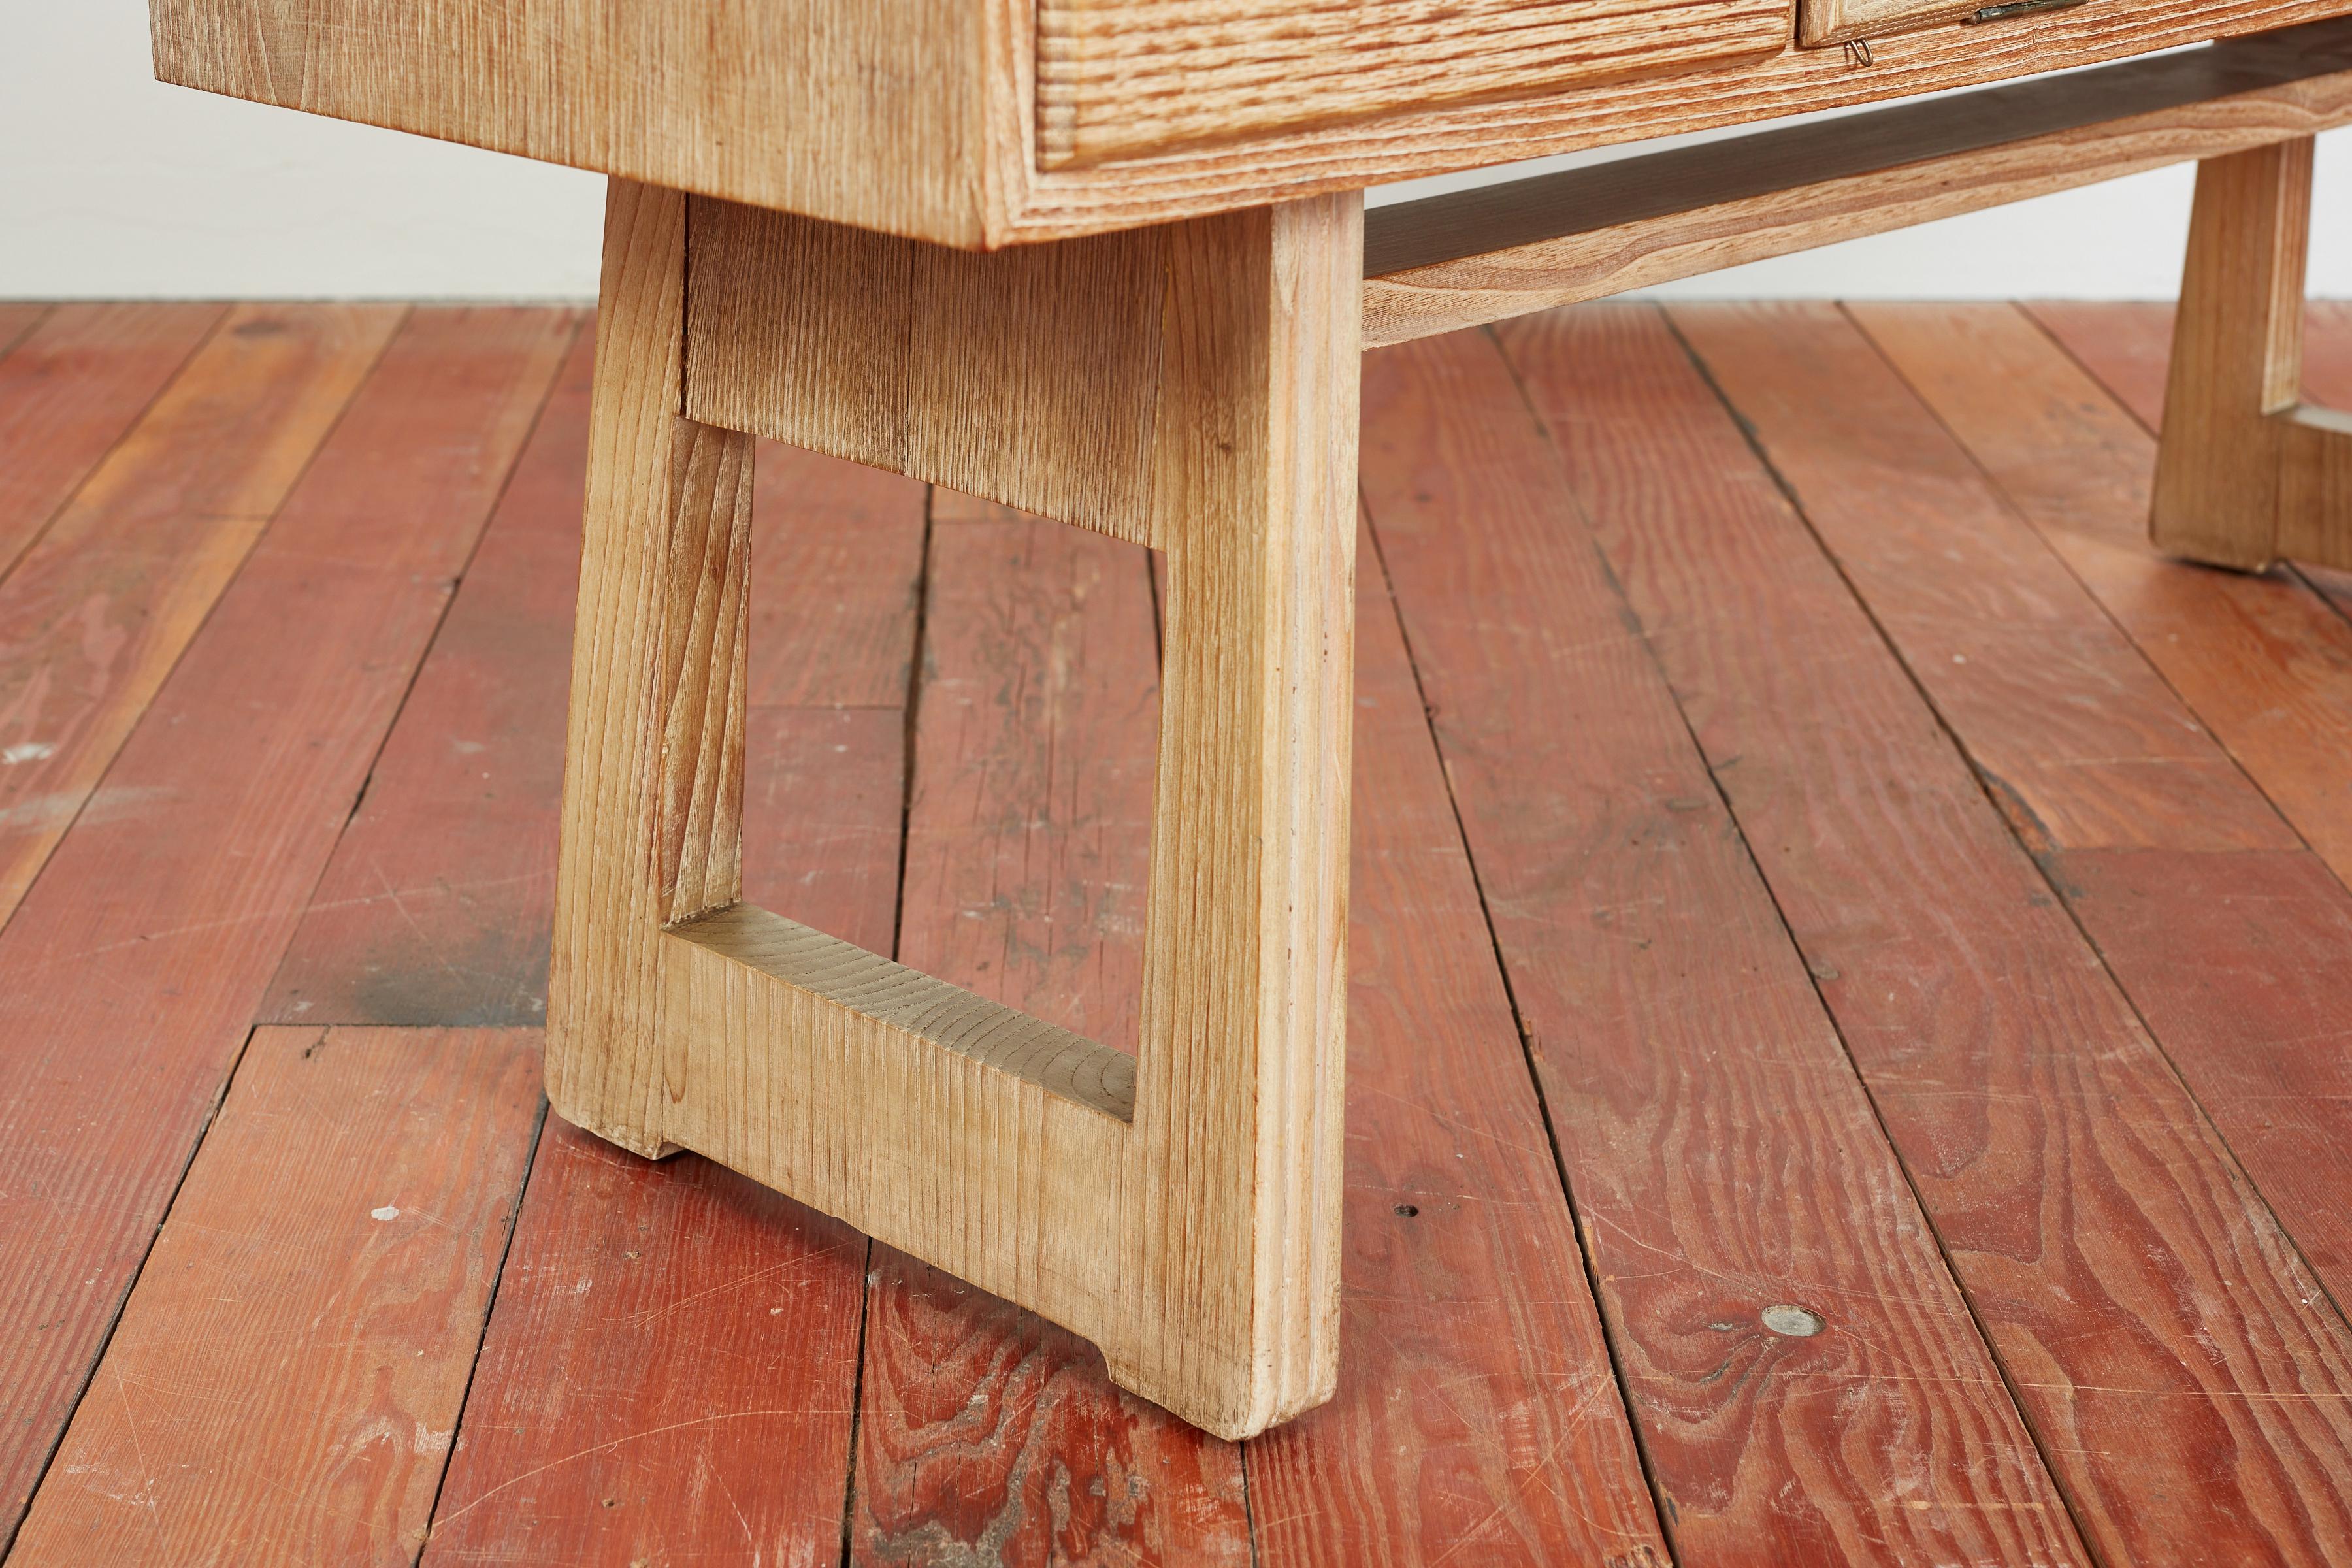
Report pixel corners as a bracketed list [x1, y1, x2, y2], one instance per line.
[546, 180, 1362, 1441]
[2153, 137, 2352, 571]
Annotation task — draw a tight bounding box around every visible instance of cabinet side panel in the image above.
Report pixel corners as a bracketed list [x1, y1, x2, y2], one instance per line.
[148, 0, 996, 245]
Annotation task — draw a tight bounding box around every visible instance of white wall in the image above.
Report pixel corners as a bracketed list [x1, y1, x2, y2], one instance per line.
[3, 1, 606, 299]
[4, 0, 2345, 301]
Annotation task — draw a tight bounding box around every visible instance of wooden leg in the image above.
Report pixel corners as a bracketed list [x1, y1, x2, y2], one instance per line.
[2153, 137, 2352, 570]
[547, 180, 1362, 1439]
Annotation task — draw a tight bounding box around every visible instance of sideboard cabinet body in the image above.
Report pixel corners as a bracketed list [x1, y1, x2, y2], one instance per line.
[151, 0, 2351, 245]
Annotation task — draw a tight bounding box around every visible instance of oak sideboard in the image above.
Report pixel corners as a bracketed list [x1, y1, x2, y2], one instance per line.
[148, 0, 2352, 1438]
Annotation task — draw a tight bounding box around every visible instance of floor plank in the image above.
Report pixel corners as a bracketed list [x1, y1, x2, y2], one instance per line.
[1757, 296, 2352, 1460]
[259, 323, 593, 1027]
[423, 450, 924, 1565]
[261, 408, 928, 1029]
[2019, 300, 2174, 431]
[2018, 303, 2352, 429]
[894, 493, 1160, 1060]
[7, 1026, 542, 1568]
[0, 304, 401, 928]
[421, 714, 898, 1568]
[1247, 515, 1671, 1568]
[0, 306, 46, 362]
[2058, 847, 2352, 1286]
[5, 299, 2350, 1564]
[1678, 302, 2292, 857]
[0, 307, 571, 1552]
[1506, 301, 2352, 1567]
[749, 440, 929, 710]
[1365, 329, 2084, 1568]
[423, 1120, 870, 1565]
[1676, 297, 2352, 1247]
[1853, 302, 2352, 891]
[849, 491, 1252, 1567]
[0, 303, 223, 579]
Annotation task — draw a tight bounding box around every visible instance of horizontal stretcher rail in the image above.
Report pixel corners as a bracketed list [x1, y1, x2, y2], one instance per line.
[1361, 16, 2352, 346]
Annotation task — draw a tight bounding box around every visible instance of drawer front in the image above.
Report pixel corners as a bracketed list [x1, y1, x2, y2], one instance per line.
[1801, 0, 2117, 46]
[1037, 0, 1795, 169]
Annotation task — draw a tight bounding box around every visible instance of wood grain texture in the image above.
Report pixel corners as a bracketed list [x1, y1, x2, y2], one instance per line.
[2145, 142, 2352, 569]
[1364, 329, 2085, 1567]
[747, 440, 928, 710]
[2035, 302, 2352, 434]
[652, 416, 759, 924]
[1806, 0, 1994, 44]
[852, 492, 1249, 1565]
[1799, 0, 1976, 48]
[1107, 193, 1359, 1434]
[553, 186, 1361, 1437]
[1674, 297, 2352, 1558]
[2026, 300, 2181, 430]
[687, 197, 1169, 546]
[1036, 0, 1786, 168]
[1245, 515, 1672, 1568]
[2151, 138, 2315, 568]
[0, 303, 400, 928]
[260, 318, 590, 1027]
[1856, 301, 2352, 891]
[1006, 6, 2352, 242]
[897, 493, 1161, 1059]
[1362, 25, 2352, 346]
[2058, 850, 2352, 1309]
[2033, 299, 2352, 613]
[424, 1122, 871, 1567]
[1503, 301, 2352, 1567]
[256, 367, 923, 1028]
[2306, 299, 2352, 404]
[0, 302, 223, 578]
[2278, 403, 2352, 561]
[423, 653, 911, 1562]
[152, 0, 2352, 246]
[546, 180, 729, 1158]
[0, 306, 566, 1551]
[853, 1247, 1249, 1567]
[738, 707, 914, 944]
[148, 0, 1006, 245]
[2287, 301, 2352, 587]
[8, 1027, 540, 1568]
[1673, 300, 2298, 855]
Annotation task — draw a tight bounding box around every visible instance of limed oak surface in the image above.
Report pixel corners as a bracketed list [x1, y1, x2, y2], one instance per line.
[151, 0, 2352, 244]
[1362, 22, 2352, 345]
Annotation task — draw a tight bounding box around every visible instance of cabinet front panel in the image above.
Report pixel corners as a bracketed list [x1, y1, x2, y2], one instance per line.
[1037, 0, 1794, 169]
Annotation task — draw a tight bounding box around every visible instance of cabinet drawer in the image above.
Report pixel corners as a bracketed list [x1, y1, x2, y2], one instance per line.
[1799, 0, 2072, 44]
[1037, 0, 1794, 169]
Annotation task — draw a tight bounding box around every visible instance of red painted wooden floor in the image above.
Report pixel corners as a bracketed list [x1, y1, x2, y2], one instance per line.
[1, 300, 2351, 1567]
